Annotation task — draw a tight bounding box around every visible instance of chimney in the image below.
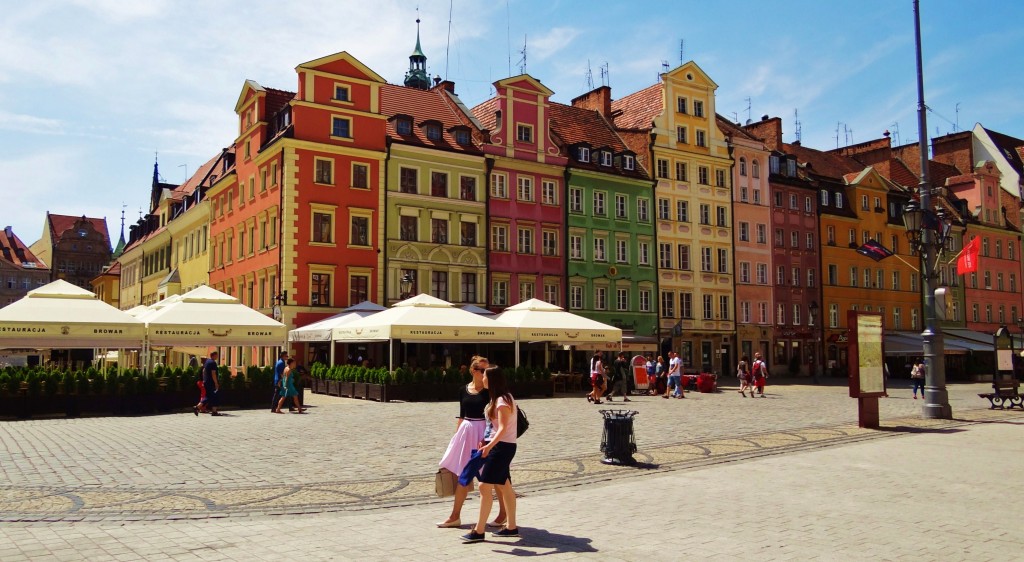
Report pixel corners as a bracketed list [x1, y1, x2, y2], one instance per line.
[571, 85, 612, 118]
[432, 80, 456, 93]
[743, 116, 784, 151]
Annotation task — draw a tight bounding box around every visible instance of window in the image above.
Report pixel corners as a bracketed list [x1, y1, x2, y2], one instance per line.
[352, 163, 368, 189]
[757, 224, 767, 244]
[696, 130, 707, 147]
[616, 239, 628, 263]
[703, 294, 714, 320]
[996, 240, 1003, 258]
[543, 230, 558, 256]
[716, 206, 727, 226]
[594, 237, 607, 261]
[698, 166, 709, 184]
[520, 281, 535, 300]
[774, 191, 783, 207]
[657, 198, 670, 220]
[677, 126, 688, 143]
[661, 292, 676, 318]
[491, 173, 508, 198]
[311, 273, 331, 307]
[739, 158, 747, 176]
[676, 162, 688, 181]
[984, 271, 991, 289]
[518, 228, 534, 254]
[461, 273, 477, 303]
[659, 243, 672, 268]
[657, 159, 669, 179]
[431, 271, 448, 301]
[334, 85, 350, 101]
[807, 269, 815, 287]
[758, 302, 768, 323]
[616, 288, 628, 311]
[578, 147, 590, 162]
[600, 151, 613, 166]
[460, 176, 477, 200]
[517, 176, 533, 201]
[677, 201, 689, 222]
[351, 216, 369, 246]
[431, 218, 448, 244]
[789, 194, 798, 209]
[331, 117, 351, 138]
[493, 280, 508, 306]
[739, 262, 750, 283]
[639, 241, 650, 265]
[593, 192, 606, 216]
[836, 193, 844, 208]
[793, 304, 801, 325]
[570, 285, 583, 309]
[399, 167, 417, 193]
[544, 284, 559, 306]
[804, 196, 813, 213]
[751, 160, 760, 178]
[682, 293, 694, 319]
[699, 204, 710, 225]
[777, 266, 786, 285]
[740, 302, 751, 323]
[861, 195, 869, 211]
[460, 222, 477, 246]
[541, 180, 557, 205]
[850, 266, 858, 287]
[720, 295, 730, 320]
[615, 194, 628, 219]
[791, 231, 799, 248]
[756, 263, 767, 284]
[570, 235, 583, 259]
[430, 172, 448, 197]
[753, 188, 761, 204]
[516, 124, 533, 142]
[313, 212, 333, 243]
[983, 238, 990, 257]
[775, 228, 784, 247]
[677, 97, 687, 114]
[848, 228, 856, 244]
[700, 247, 712, 272]
[396, 118, 412, 135]
[820, 190, 829, 206]
[454, 129, 471, 145]
[718, 248, 728, 273]
[637, 199, 649, 222]
[792, 267, 800, 287]
[623, 155, 635, 170]
[348, 274, 368, 305]
[315, 159, 333, 184]
[400, 215, 418, 241]
[806, 232, 814, 249]
[1010, 242, 1015, 260]
[693, 100, 704, 117]
[570, 188, 583, 213]
[829, 304, 839, 328]
[740, 187, 749, 202]
[639, 290, 651, 312]
[739, 222, 749, 242]
[864, 268, 871, 288]
[677, 244, 690, 270]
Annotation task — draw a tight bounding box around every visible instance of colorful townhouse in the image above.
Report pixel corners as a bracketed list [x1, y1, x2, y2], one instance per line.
[472, 75, 568, 310]
[612, 62, 736, 374]
[30, 213, 112, 291]
[0, 226, 49, 307]
[554, 87, 657, 344]
[718, 117, 774, 366]
[207, 51, 388, 369]
[380, 74, 487, 306]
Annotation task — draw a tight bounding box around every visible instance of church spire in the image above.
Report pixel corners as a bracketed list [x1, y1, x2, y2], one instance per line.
[404, 16, 430, 90]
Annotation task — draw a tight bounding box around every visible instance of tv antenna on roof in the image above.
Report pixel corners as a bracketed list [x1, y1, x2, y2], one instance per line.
[600, 62, 609, 87]
[794, 108, 802, 142]
[744, 97, 752, 124]
[586, 60, 594, 90]
[516, 35, 527, 74]
[679, 39, 685, 64]
[954, 102, 960, 132]
[445, 1, 453, 79]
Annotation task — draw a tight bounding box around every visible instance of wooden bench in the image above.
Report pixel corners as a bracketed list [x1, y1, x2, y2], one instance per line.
[978, 380, 1024, 409]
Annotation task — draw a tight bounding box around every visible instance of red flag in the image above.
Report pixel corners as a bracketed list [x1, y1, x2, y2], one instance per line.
[957, 237, 981, 274]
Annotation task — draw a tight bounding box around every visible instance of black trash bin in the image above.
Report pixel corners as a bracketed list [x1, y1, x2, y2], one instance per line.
[600, 409, 638, 465]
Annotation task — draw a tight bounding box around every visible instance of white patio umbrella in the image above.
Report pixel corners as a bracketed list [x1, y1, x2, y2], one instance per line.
[331, 294, 516, 371]
[141, 285, 286, 348]
[288, 301, 386, 343]
[493, 298, 622, 367]
[0, 279, 145, 349]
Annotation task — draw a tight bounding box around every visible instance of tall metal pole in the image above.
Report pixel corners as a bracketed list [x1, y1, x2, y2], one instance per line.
[914, 0, 951, 419]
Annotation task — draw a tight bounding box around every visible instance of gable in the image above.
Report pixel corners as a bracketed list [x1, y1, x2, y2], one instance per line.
[666, 61, 718, 89]
[296, 51, 385, 84]
[494, 74, 554, 98]
[234, 79, 265, 113]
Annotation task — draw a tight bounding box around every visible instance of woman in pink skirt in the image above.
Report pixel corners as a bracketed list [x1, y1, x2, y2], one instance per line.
[436, 355, 505, 528]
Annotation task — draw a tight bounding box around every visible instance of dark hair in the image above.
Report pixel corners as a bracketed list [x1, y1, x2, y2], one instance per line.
[280, 351, 289, 358]
[286, 358, 295, 366]
[483, 366, 512, 420]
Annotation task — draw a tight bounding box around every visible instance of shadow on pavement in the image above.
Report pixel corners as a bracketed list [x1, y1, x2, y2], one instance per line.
[491, 527, 597, 555]
[876, 425, 966, 434]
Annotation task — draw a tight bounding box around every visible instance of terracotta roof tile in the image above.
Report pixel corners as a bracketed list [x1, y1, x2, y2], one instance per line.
[715, 114, 761, 142]
[381, 84, 481, 154]
[48, 214, 110, 247]
[171, 153, 220, 198]
[470, 98, 500, 131]
[781, 143, 862, 180]
[611, 83, 662, 131]
[264, 87, 295, 119]
[547, 102, 649, 179]
[0, 227, 46, 270]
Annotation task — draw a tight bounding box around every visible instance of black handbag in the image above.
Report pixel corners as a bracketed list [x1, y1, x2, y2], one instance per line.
[516, 406, 529, 437]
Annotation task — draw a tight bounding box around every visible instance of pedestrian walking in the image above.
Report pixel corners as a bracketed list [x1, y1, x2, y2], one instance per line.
[461, 366, 520, 543]
[645, 355, 657, 394]
[202, 351, 222, 416]
[654, 355, 667, 395]
[737, 357, 753, 397]
[752, 352, 768, 397]
[271, 350, 289, 412]
[192, 361, 207, 416]
[606, 352, 631, 402]
[273, 358, 306, 414]
[910, 360, 925, 399]
[587, 353, 606, 404]
[437, 356, 506, 529]
[663, 351, 684, 399]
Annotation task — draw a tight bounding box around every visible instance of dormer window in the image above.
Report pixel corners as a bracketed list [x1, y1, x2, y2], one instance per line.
[426, 124, 442, 141]
[786, 159, 796, 176]
[333, 85, 350, 102]
[396, 118, 412, 135]
[600, 151, 612, 167]
[516, 124, 533, 143]
[452, 128, 471, 145]
[578, 147, 590, 163]
[623, 155, 635, 171]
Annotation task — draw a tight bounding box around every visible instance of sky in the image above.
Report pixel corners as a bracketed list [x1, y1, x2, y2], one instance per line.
[2, 0, 1022, 249]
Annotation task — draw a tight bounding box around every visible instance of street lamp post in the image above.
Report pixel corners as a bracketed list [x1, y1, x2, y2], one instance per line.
[809, 301, 820, 382]
[399, 273, 413, 300]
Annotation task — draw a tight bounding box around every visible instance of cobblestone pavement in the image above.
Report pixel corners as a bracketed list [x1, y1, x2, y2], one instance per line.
[0, 396, 1020, 560]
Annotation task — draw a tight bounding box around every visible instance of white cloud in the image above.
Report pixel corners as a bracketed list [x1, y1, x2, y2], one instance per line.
[0, 111, 63, 135]
[527, 26, 581, 63]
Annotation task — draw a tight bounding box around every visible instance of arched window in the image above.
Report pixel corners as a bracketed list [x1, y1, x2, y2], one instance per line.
[739, 157, 747, 176]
